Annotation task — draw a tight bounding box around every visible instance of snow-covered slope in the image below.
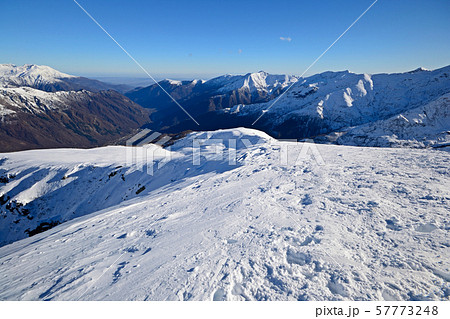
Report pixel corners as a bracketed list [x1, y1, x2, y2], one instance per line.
[0, 64, 130, 93]
[0, 128, 270, 246]
[0, 87, 72, 114]
[337, 93, 450, 148]
[0, 128, 448, 300]
[0, 64, 75, 84]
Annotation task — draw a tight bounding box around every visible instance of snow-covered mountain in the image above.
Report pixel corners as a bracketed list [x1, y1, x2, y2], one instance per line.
[1, 63, 448, 152]
[208, 71, 298, 94]
[225, 66, 450, 140]
[0, 64, 131, 93]
[0, 64, 153, 152]
[125, 66, 450, 149]
[125, 71, 298, 128]
[0, 128, 448, 300]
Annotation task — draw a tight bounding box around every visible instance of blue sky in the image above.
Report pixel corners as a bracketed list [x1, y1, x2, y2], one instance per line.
[1, 0, 449, 79]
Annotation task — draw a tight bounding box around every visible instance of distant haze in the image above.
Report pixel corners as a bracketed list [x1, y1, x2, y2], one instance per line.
[91, 74, 222, 87]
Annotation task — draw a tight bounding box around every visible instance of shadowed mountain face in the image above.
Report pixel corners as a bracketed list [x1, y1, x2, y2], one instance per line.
[0, 88, 150, 152]
[31, 76, 132, 94]
[125, 72, 298, 130]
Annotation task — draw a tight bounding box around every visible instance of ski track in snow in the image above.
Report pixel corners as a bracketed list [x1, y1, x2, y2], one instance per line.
[0, 128, 449, 301]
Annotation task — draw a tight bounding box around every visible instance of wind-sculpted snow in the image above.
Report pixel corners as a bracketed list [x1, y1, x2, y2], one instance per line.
[0, 128, 449, 300]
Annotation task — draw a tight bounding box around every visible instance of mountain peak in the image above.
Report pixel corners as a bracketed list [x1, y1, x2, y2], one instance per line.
[0, 63, 130, 93]
[408, 67, 429, 73]
[162, 79, 182, 86]
[0, 63, 75, 80]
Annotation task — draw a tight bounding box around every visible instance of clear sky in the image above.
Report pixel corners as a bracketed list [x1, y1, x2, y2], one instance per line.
[1, 0, 449, 79]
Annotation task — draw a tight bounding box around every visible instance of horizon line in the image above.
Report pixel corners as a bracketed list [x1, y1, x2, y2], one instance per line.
[2, 62, 449, 82]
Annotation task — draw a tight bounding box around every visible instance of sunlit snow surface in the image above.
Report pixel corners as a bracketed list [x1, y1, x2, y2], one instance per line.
[0, 128, 449, 300]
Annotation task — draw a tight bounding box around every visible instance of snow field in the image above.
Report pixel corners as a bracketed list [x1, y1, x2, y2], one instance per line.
[0, 128, 448, 300]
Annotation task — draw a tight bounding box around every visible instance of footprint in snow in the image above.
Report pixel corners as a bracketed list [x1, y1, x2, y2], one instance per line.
[112, 261, 129, 284]
[301, 194, 313, 206]
[145, 229, 156, 237]
[123, 246, 139, 253]
[117, 231, 137, 239]
[299, 236, 321, 246]
[385, 218, 402, 231]
[315, 225, 324, 232]
[213, 288, 225, 301]
[286, 249, 311, 266]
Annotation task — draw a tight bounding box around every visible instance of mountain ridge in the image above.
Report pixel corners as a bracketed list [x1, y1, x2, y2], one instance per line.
[1, 63, 448, 151]
[0, 87, 150, 152]
[130, 65, 449, 149]
[0, 64, 131, 93]
[125, 71, 298, 129]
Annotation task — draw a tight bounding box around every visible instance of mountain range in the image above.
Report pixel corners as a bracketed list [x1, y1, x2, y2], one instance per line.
[125, 71, 298, 130]
[0, 64, 131, 93]
[128, 66, 450, 148]
[0, 63, 449, 152]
